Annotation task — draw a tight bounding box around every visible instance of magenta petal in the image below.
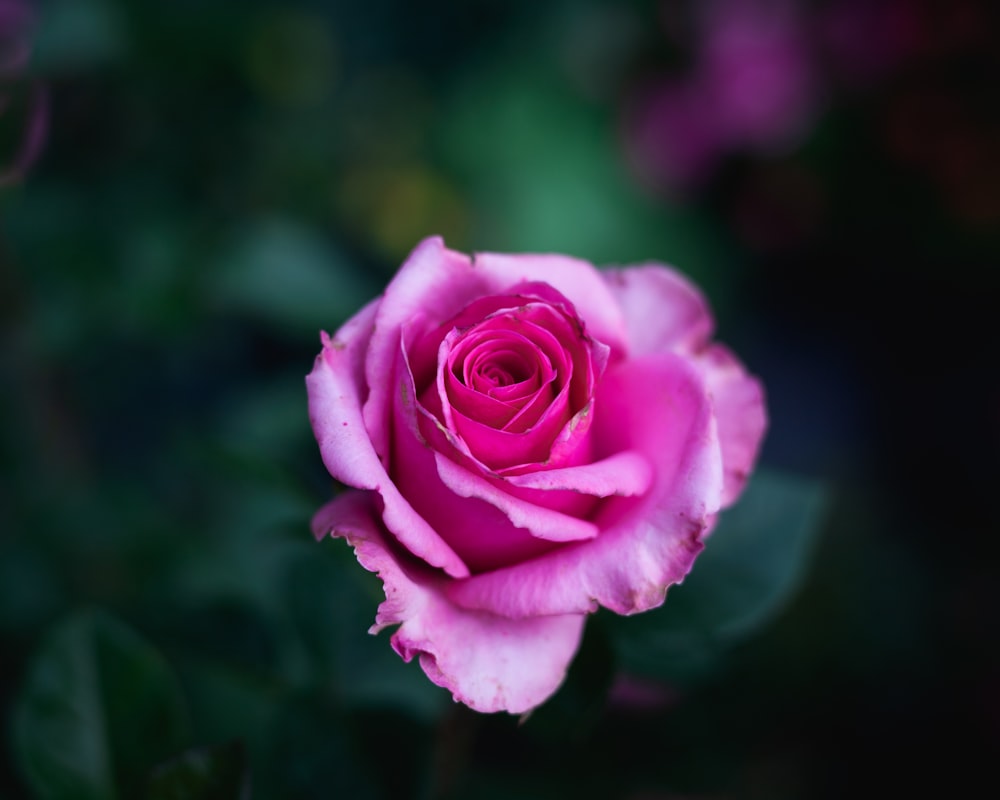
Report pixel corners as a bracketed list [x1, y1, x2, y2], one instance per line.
[446, 355, 724, 618]
[602, 264, 764, 506]
[472, 251, 629, 358]
[394, 347, 590, 570]
[449, 397, 571, 470]
[697, 344, 767, 507]
[361, 237, 484, 464]
[313, 491, 587, 714]
[443, 327, 557, 429]
[393, 420, 566, 571]
[505, 450, 653, 497]
[306, 302, 469, 578]
[445, 375, 525, 429]
[435, 453, 600, 544]
[602, 265, 714, 357]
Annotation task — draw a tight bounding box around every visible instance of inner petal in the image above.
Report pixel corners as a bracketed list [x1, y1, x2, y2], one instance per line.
[467, 344, 538, 393]
[415, 295, 607, 474]
[446, 326, 561, 421]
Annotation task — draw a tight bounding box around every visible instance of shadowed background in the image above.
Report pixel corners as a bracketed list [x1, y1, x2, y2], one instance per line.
[2, 0, 998, 797]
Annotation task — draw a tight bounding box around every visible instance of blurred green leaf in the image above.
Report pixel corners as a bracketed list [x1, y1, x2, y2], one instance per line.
[170, 655, 282, 769]
[243, 9, 338, 108]
[259, 691, 380, 800]
[147, 740, 250, 800]
[12, 609, 190, 800]
[612, 471, 829, 681]
[33, 0, 127, 71]
[208, 217, 377, 334]
[442, 62, 732, 304]
[0, 543, 63, 635]
[215, 374, 314, 464]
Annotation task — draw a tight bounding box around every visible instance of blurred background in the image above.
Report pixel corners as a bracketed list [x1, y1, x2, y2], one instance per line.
[2, 0, 998, 797]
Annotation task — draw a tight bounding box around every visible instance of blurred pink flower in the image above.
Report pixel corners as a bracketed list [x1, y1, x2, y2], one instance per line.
[0, 0, 46, 186]
[626, 79, 727, 191]
[698, 0, 819, 150]
[626, 0, 820, 192]
[0, 0, 32, 75]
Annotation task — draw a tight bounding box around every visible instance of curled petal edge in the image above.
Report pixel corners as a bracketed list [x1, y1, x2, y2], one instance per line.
[306, 301, 469, 578]
[312, 491, 587, 714]
[601, 264, 714, 357]
[697, 344, 768, 508]
[471, 250, 630, 359]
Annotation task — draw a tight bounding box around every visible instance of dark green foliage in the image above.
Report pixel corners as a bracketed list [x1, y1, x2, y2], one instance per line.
[613, 471, 829, 683]
[147, 741, 250, 800]
[12, 611, 190, 800]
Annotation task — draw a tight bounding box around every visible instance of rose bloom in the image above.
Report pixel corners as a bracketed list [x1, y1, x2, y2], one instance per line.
[307, 237, 766, 713]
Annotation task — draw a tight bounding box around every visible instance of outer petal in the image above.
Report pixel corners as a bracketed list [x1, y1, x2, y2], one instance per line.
[362, 237, 487, 463]
[446, 354, 725, 618]
[602, 264, 766, 507]
[306, 301, 469, 578]
[472, 250, 630, 358]
[312, 491, 587, 714]
[697, 344, 767, 507]
[602, 265, 714, 357]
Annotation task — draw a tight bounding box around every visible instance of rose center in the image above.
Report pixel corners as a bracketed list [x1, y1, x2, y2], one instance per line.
[470, 349, 533, 391]
[408, 291, 601, 472]
[450, 330, 554, 405]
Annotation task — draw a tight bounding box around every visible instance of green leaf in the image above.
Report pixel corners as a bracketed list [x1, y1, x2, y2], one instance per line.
[441, 61, 732, 306]
[147, 741, 250, 800]
[207, 217, 377, 334]
[12, 609, 191, 800]
[259, 692, 381, 800]
[612, 471, 829, 681]
[33, 0, 128, 71]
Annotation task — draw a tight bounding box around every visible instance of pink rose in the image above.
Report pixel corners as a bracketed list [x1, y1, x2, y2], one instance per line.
[307, 237, 766, 713]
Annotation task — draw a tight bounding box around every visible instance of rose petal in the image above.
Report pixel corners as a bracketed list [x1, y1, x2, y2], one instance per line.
[697, 344, 767, 507]
[362, 237, 486, 465]
[505, 450, 653, 497]
[458, 335, 547, 396]
[472, 251, 630, 358]
[446, 376, 528, 431]
[392, 423, 564, 571]
[393, 347, 597, 571]
[602, 265, 714, 357]
[602, 264, 765, 507]
[306, 301, 469, 578]
[434, 453, 600, 544]
[448, 396, 572, 470]
[313, 490, 586, 714]
[430, 304, 602, 472]
[446, 354, 725, 617]
[444, 327, 557, 429]
[489, 449, 651, 523]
